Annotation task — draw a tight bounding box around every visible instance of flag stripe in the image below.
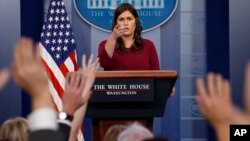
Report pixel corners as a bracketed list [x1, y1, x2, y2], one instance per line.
[48, 80, 63, 111]
[59, 63, 70, 77]
[41, 58, 64, 99]
[65, 52, 77, 72]
[71, 51, 78, 71]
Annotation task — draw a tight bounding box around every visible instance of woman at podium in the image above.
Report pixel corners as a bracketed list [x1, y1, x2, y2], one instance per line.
[98, 3, 160, 71]
[95, 3, 162, 141]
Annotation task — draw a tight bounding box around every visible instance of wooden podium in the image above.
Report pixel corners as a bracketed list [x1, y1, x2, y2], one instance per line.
[85, 70, 178, 141]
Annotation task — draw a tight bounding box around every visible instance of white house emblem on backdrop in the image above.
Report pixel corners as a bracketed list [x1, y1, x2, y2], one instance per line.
[74, 0, 178, 32]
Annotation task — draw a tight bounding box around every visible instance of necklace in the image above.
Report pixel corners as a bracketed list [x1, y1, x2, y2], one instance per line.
[124, 40, 135, 48]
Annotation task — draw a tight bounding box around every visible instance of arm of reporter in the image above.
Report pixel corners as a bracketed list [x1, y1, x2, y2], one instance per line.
[12, 38, 57, 131]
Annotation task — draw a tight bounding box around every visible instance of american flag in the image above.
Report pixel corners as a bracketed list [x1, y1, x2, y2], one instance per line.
[39, 0, 84, 140]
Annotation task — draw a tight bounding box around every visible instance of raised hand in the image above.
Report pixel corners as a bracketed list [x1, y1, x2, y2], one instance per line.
[196, 73, 235, 128]
[195, 73, 236, 141]
[111, 24, 125, 39]
[62, 70, 87, 115]
[65, 54, 99, 141]
[62, 54, 99, 115]
[81, 54, 99, 98]
[0, 68, 10, 91]
[12, 37, 52, 110]
[12, 38, 48, 96]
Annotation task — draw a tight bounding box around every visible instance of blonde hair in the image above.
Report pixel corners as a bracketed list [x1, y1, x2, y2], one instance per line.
[0, 117, 28, 141]
[103, 124, 127, 141]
